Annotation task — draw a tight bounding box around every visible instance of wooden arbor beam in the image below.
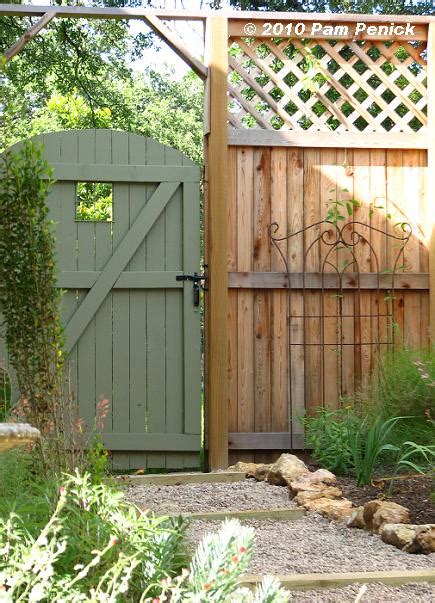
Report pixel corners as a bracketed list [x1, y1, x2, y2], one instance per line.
[205, 16, 229, 470]
[142, 16, 207, 81]
[2, 11, 56, 63]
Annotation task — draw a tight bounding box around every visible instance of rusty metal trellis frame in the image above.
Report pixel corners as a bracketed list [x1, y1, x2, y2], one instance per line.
[269, 219, 412, 447]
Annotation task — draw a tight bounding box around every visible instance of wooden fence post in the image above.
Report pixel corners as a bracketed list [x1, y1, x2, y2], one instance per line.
[205, 15, 229, 470]
[428, 23, 435, 343]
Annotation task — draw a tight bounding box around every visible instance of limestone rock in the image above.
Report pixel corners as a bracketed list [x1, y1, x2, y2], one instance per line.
[304, 497, 353, 521]
[404, 525, 435, 555]
[289, 469, 337, 495]
[254, 463, 272, 481]
[308, 469, 337, 485]
[0, 423, 40, 452]
[266, 454, 309, 486]
[228, 461, 258, 476]
[363, 500, 410, 534]
[347, 506, 365, 529]
[381, 523, 416, 549]
[295, 487, 342, 506]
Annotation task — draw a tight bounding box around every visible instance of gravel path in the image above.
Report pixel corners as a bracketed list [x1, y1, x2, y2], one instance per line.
[124, 479, 435, 577]
[125, 480, 295, 514]
[187, 517, 434, 573]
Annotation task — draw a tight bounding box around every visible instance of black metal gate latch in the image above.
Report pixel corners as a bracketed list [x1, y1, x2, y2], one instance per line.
[175, 272, 208, 306]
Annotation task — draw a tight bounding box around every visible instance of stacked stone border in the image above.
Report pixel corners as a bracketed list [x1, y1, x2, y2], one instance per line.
[229, 454, 435, 556]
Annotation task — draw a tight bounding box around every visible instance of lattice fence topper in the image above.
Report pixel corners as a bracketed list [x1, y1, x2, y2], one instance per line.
[228, 36, 427, 133]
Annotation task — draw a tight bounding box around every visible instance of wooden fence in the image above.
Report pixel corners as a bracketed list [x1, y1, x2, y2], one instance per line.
[2, 6, 435, 468]
[219, 22, 433, 463]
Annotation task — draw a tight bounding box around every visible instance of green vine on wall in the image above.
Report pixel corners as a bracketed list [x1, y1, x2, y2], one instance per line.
[0, 141, 64, 437]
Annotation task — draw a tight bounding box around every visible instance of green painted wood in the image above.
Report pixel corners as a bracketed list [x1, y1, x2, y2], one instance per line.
[77, 130, 97, 430]
[57, 271, 184, 289]
[127, 133, 148, 470]
[49, 163, 200, 182]
[165, 145, 185, 470]
[55, 132, 80, 406]
[64, 181, 178, 354]
[94, 130, 114, 435]
[183, 181, 202, 437]
[101, 432, 201, 451]
[1, 130, 201, 470]
[143, 136, 167, 470]
[111, 130, 131, 471]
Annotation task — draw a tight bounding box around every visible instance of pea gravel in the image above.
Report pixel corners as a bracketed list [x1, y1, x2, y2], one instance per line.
[124, 479, 434, 599]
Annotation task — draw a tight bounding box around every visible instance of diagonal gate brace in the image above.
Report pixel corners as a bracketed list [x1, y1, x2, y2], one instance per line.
[64, 181, 179, 353]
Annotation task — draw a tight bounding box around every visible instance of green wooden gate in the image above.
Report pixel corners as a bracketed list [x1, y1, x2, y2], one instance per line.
[1, 130, 202, 470]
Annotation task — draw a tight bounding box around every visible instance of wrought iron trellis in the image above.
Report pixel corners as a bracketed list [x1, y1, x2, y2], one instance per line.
[269, 219, 412, 445]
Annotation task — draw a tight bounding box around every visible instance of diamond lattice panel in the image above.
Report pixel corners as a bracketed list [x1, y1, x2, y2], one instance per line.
[227, 37, 427, 133]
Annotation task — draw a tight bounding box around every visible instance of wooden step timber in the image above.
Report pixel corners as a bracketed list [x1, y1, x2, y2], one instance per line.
[179, 508, 305, 521]
[116, 471, 246, 486]
[240, 568, 435, 591]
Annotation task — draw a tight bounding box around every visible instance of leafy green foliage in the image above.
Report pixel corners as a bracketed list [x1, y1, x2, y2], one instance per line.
[76, 182, 113, 221]
[2, 71, 204, 167]
[0, 4, 153, 147]
[0, 472, 187, 601]
[0, 471, 289, 602]
[0, 366, 11, 421]
[156, 521, 290, 602]
[0, 141, 64, 435]
[217, 0, 435, 14]
[302, 407, 358, 474]
[355, 347, 435, 450]
[348, 415, 410, 486]
[325, 188, 361, 224]
[386, 441, 435, 495]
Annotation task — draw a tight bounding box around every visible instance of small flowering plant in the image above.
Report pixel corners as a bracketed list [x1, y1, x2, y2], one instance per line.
[142, 520, 290, 603]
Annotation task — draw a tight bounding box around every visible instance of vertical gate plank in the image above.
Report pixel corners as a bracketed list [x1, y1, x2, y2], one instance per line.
[237, 147, 254, 460]
[253, 148, 272, 452]
[183, 179, 201, 468]
[57, 132, 80, 417]
[127, 133, 148, 470]
[77, 130, 97, 432]
[386, 150, 405, 343]
[369, 149, 388, 363]
[94, 130, 114, 436]
[403, 151, 422, 348]
[287, 148, 305, 439]
[270, 148, 288, 432]
[353, 150, 372, 386]
[145, 139, 167, 470]
[337, 150, 355, 400]
[304, 149, 321, 413]
[228, 147, 238, 442]
[111, 131, 131, 470]
[419, 149, 430, 346]
[319, 149, 339, 408]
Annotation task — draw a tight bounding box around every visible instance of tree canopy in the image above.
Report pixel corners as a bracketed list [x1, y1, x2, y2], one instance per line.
[216, 0, 435, 14]
[1, 2, 203, 163]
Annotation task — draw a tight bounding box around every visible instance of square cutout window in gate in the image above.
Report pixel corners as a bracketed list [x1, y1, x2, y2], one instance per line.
[75, 182, 113, 222]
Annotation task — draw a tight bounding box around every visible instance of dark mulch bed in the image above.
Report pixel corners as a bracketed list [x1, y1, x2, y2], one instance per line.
[297, 452, 435, 525]
[335, 475, 434, 525]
